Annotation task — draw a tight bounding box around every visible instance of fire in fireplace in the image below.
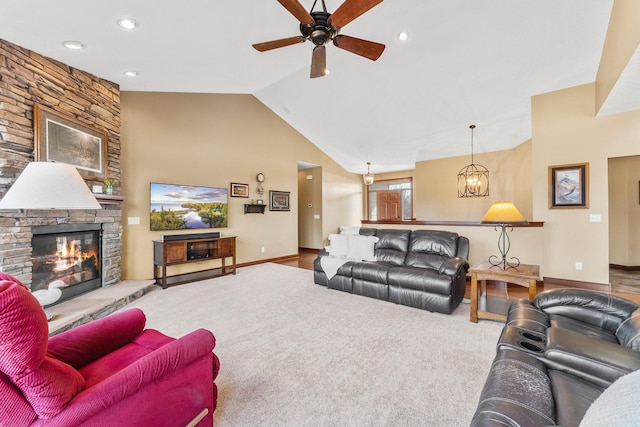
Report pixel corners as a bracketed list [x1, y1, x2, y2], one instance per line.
[31, 223, 102, 305]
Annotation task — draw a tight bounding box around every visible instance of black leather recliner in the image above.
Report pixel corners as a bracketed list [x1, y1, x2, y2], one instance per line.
[471, 288, 640, 426]
[313, 228, 469, 314]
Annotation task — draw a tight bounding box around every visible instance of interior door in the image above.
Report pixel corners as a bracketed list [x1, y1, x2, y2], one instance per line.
[377, 190, 402, 220]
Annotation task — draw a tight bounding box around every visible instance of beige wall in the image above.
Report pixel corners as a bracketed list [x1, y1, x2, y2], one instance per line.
[120, 92, 361, 280]
[532, 83, 640, 284]
[372, 141, 533, 223]
[596, 0, 640, 112]
[609, 156, 640, 266]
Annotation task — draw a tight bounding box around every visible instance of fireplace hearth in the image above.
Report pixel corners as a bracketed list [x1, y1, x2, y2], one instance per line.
[31, 223, 102, 305]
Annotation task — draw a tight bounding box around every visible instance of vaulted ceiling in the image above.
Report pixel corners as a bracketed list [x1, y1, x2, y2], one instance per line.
[0, 1, 620, 174]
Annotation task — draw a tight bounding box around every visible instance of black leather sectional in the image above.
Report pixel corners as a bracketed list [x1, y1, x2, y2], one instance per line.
[471, 288, 640, 426]
[313, 228, 469, 314]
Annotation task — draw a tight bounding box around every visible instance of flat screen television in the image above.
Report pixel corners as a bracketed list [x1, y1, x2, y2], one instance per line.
[150, 182, 228, 231]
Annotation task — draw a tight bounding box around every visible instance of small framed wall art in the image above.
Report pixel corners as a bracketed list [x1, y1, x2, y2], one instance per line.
[230, 182, 249, 198]
[269, 190, 290, 211]
[548, 162, 589, 209]
[34, 104, 108, 180]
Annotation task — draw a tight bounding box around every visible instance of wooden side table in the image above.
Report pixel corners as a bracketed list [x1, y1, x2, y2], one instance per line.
[470, 261, 540, 323]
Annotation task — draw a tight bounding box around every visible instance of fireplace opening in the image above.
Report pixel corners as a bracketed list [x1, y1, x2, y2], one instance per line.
[31, 223, 102, 305]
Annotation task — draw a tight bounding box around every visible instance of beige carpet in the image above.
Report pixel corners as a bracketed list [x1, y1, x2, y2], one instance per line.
[123, 263, 503, 426]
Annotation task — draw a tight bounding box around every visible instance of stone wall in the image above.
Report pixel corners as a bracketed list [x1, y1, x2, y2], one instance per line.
[0, 38, 122, 288]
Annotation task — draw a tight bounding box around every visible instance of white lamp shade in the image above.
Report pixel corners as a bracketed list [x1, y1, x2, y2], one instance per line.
[0, 162, 102, 210]
[481, 201, 527, 224]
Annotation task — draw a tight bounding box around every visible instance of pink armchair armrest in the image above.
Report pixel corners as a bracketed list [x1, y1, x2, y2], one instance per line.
[34, 328, 216, 427]
[47, 309, 146, 369]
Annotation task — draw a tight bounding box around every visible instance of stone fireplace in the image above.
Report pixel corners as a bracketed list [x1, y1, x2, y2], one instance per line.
[0, 199, 123, 302]
[31, 223, 102, 304]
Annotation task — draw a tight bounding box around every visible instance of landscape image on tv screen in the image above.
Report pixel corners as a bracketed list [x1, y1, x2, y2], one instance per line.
[150, 182, 228, 231]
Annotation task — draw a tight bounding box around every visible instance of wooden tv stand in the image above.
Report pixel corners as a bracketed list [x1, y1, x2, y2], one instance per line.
[153, 235, 237, 289]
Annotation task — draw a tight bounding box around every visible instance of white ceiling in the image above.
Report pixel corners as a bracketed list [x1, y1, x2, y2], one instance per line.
[0, 0, 622, 174]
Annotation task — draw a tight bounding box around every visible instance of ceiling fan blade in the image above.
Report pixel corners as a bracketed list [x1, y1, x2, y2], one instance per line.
[253, 36, 306, 52]
[329, 0, 383, 28]
[333, 35, 385, 61]
[277, 0, 314, 24]
[310, 46, 327, 78]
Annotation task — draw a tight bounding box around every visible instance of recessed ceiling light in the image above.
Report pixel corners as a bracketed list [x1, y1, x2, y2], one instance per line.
[62, 40, 86, 50]
[117, 18, 139, 30]
[123, 71, 139, 77]
[398, 31, 409, 41]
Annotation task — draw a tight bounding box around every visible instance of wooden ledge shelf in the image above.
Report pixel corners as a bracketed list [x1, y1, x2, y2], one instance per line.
[95, 194, 125, 205]
[244, 204, 266, 214]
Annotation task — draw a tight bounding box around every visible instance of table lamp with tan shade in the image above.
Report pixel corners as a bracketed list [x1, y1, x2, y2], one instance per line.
[481, 201, 528, 269]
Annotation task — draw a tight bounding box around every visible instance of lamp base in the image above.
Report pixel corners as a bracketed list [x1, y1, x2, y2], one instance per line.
[488, 254, 521, 269]
[488, 224, 521, 269]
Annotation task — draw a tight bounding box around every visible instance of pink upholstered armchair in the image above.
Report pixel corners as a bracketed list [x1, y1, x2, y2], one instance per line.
[0, 272, 220, 426]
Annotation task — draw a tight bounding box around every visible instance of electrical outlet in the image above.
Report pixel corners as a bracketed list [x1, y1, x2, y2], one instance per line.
[575, 261, 583, 270]
[589, 214, 601, 222]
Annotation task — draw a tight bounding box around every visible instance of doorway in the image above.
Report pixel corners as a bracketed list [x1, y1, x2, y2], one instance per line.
[608, 155, 640, 294]
[297, 162, 323, 250]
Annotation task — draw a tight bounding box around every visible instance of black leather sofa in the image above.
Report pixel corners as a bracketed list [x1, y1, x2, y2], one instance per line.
[313, 228, 469, 314]
[471, 288, 640, 426]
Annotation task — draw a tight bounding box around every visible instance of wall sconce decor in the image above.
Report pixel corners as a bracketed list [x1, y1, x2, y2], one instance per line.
[457, 125, 489, 198]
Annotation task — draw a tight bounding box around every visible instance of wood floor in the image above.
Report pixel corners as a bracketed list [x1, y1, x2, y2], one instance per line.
[276, 249, 640, 305]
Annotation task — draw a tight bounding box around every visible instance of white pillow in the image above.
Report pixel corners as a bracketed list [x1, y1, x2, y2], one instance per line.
[328, 234, 349, 258]
[580, 369, 640, 426]
[346, 234, 378, 261]
[339, 226, 361, 235]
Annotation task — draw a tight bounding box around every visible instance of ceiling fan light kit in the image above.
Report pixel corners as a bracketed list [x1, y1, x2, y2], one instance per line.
[253, 0, 385, 78]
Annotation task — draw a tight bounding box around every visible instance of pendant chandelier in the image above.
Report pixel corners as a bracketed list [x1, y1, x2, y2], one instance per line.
[363, 162, 375, 186]
[457, 124, 489, 197]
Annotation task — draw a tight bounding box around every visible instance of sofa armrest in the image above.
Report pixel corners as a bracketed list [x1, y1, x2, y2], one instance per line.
[534, 289, 639, 332]
[47, 309, 146, 369]
[545, 326, 640, 386]
[439, 256, 468, 276]
[42, 328, 216, 427]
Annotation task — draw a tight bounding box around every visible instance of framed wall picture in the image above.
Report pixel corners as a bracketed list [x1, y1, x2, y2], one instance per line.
[230, 182, 249, 198]
[34, 104, 108, 180]
[548, 162, 589, 209]
[269, 190, 290, 211]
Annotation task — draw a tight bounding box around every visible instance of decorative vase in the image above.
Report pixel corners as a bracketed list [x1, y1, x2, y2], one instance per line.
[105, 185, 113, 195]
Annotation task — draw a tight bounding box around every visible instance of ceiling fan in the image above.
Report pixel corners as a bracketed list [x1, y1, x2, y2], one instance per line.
[252, 0, 385, 78]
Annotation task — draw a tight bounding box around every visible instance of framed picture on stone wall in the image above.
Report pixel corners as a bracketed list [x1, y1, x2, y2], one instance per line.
[34, 104, 108, 180]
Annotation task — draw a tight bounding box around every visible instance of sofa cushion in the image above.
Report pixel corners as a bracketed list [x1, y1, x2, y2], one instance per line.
[550, 370, 604, 427]
[351, 262, 392, 284]
[408, 230, 458, 257]
[549, 314, 618, 344]
[404, 230, 459, 270]
[0, 275, 85, 419]
[615, 308, 640, 351]
[374, 229, 411, 266]
[388, 267, 453, 295]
